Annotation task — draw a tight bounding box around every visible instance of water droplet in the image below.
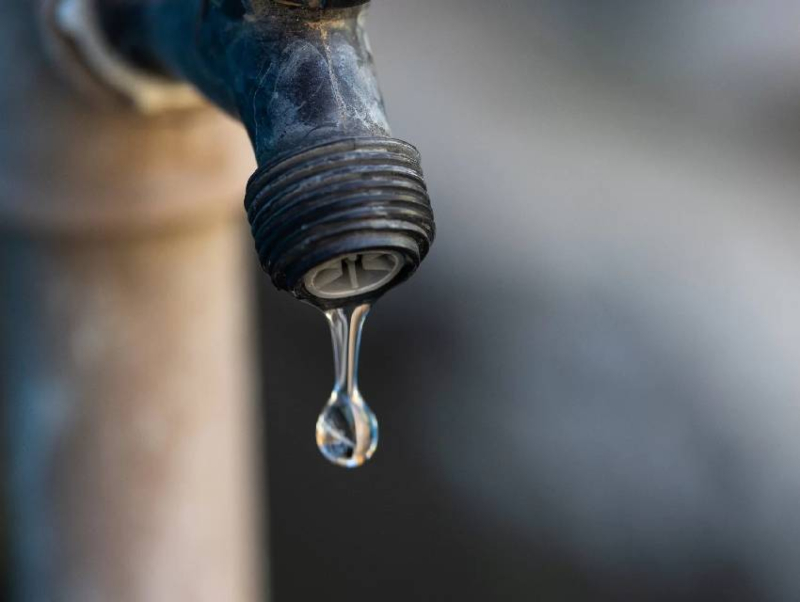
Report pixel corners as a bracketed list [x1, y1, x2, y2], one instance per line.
[316, 303, 378, 468]
[316, 390, 378, 468]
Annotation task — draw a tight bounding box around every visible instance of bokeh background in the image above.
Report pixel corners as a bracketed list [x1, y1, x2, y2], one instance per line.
[260, 1, 800, 601]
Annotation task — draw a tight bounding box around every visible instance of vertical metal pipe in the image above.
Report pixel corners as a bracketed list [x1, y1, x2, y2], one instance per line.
[1, 225, 262, 601]
[0, 2, 263, 600]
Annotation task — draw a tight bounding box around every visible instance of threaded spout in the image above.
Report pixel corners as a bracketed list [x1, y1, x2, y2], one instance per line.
[88, 0, 436, 305]
[246, 137, 434, 306]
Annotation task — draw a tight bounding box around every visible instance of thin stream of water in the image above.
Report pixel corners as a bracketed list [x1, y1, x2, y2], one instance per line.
[315, 303, 379, 468]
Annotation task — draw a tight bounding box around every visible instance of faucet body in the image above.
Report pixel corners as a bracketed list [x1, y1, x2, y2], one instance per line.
[94, 0, 435, 307]
[100, 0, 390, 160]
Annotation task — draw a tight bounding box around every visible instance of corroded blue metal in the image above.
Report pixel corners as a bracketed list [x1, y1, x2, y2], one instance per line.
[101, 0, 389, 161]
[98, 0, 435, 306]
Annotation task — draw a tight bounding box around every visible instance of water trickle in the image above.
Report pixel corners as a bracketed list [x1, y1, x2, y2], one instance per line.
[316, 303, 378, 468]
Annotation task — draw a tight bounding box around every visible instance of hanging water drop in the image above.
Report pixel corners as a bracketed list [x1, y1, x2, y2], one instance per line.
[316, 303, 379, 468]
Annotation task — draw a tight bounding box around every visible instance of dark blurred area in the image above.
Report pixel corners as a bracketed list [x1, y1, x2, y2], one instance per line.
[260, 1, 800, 601]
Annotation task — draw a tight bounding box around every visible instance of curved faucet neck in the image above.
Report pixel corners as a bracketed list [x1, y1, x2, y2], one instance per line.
[98, 0, 390, 163]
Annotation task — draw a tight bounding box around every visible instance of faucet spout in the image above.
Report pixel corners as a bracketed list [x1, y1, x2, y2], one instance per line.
[93, 0, 435, 307]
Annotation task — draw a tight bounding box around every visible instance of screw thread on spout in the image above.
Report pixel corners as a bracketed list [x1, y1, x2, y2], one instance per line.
[245, 137, 435, 308]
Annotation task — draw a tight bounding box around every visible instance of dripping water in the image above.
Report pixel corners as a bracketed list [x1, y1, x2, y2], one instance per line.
[315, 303, 378, 468]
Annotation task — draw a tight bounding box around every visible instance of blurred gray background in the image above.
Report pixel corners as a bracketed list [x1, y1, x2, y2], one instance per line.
[259, 1, 800, 601]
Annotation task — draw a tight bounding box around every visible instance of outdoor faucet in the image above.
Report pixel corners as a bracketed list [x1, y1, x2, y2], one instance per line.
[56, 0, 435, 308]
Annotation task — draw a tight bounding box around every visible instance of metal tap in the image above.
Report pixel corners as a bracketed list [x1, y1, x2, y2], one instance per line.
[58, 0, 436, 308]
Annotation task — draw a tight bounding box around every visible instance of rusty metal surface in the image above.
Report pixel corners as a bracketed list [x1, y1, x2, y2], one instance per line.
[1, 222, 263, 601]
[0, 0, 255, 234]
[0, 1, 264, 600]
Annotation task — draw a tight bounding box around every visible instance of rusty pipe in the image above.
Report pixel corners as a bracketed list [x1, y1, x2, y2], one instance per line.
[0, 1, 262, 600]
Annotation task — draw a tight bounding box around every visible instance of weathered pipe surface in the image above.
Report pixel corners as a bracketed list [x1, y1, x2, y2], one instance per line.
[0, 2, 255, 233]
[100, 0, 390, 161]
[0, 224, 262, 602]
[0, 1, 262, 600]
[98, 0, 436, 307]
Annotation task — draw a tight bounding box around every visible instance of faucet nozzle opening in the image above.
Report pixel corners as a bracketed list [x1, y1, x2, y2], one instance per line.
[304, 251, 404, 300]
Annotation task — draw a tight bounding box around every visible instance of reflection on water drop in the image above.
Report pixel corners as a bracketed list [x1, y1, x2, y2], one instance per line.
[316, 390, 378, 468]
[316, 303, 378, 468]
